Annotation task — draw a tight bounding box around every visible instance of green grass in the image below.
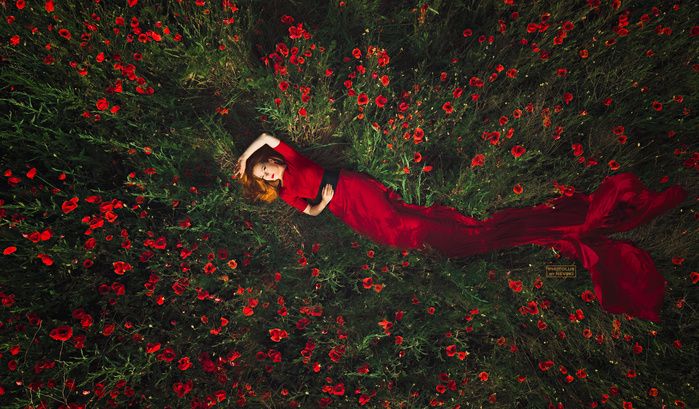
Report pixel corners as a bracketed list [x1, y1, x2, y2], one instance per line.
[0, 1, 696, 408]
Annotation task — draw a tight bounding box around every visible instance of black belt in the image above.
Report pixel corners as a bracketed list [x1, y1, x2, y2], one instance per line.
[308, 169, 340, 206]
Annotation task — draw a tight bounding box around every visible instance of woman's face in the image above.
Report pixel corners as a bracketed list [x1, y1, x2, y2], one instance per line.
[252, 159, 285, 182]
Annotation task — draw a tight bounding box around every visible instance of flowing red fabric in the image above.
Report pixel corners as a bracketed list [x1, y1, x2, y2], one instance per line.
[327, 170, 686, 322]
[273, 141, 688, 322]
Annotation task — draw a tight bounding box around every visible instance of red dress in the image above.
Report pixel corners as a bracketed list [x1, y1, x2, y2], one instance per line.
[274, 141, 687, 322]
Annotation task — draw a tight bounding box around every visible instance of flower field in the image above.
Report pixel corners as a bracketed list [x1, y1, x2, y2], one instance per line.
[0, 0, 697, 408]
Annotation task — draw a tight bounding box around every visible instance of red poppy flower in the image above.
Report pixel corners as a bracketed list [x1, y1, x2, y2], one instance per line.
[58, 28, 71, 40]
[441, 101, 453, 114]
[413, 127, 424, 144]
[269, 328, 288, 342]
[470, 153, 485, 168]
[379, 75, 389, 86]
[102, 323, 115, 336]
[3, 246, 16, 255]
[375, 95, 387, 108]
[146, 342, 161, 353]
[172, 380, 193, 398]
[61, 197, 79, 213]
[462, 28, 473, 37]
[352, 48, 362, 59]
[478, 371, 489, 381]
[671, 257, 685, 266]
[112, 261, 133, 275]
[579, 49, 589, 58]
[688, 271, 699, 284]
[513, 184, 523, 195]
[651, 101, 663, 111]
[288, 23, 306, 40]
[26, 232, 40, 243]
[176, 356, 192, 370]
[37, 253, 54, 266]
[563, 92, 574, 105]
[111, 282, 125, 296]
[511, 145, 526, 158]
[611, 125, 624, 135]
[608, 160, 620, 171]
[203, 262, 216, 275]
[468, 76, 484, 87]
[571, 143, 584, 157]
[581, 290, 595, 302]
[327, 383, 344, 396]
[49, 325, 73, 342]
[538, 360, 554, 371]
[298, 107, 307, 117]
[155, 348, 176, 363]
[413, 152, 422, 163]
[95, 98, 109, 111]
[508, 279, 522, 292]
[357, 93, 369, 105]
[84, 238, 97, 250]
[328, 345, 345, 362]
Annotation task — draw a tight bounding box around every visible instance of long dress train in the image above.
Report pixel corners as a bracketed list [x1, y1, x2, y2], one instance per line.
[327, 170, 688, 322]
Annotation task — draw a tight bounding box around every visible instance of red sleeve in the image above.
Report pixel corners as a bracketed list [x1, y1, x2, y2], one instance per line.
[279, 190, 308, 213]
[273, 140, 318, 168]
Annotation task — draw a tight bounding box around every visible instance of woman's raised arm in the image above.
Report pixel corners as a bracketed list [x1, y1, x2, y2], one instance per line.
[241, 133, 280, 158]
[234, 133, 280, 178]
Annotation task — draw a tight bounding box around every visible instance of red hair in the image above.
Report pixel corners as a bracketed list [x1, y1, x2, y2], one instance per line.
[238, 145, 286, 203]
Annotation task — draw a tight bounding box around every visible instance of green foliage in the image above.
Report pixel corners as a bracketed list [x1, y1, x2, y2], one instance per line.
[0, 1, 697, 408]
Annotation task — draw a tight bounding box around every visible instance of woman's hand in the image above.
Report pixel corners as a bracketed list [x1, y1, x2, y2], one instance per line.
[233, 157, 246, 179]
[321, 184, 334, 203]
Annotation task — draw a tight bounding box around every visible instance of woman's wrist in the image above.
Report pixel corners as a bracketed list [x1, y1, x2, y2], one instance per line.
[311, 201, 328, 215]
